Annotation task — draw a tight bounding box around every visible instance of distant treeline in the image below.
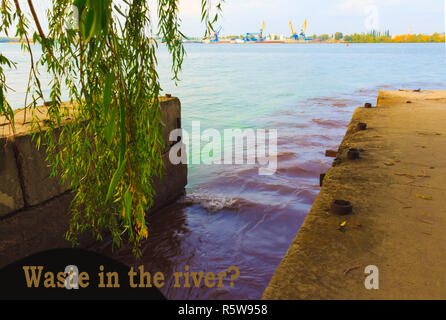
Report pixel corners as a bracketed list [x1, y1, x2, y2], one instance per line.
[223, 30, 445, 43]
[334, 31, 445, 43]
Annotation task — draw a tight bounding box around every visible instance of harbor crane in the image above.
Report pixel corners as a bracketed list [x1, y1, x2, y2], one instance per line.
[300, 19, 307, 38]
[245, 21, 265, 42]
[212, 26, 223, 42]
[289, 21, 299, 40]
[289, 19, 308, 40]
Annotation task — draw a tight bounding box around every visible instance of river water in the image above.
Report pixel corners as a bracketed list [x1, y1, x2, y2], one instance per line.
[2, 43, 446, 299]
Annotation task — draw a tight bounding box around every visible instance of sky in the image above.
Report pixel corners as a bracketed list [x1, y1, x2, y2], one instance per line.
[178, 0, 446, 37]
[4, 0, 446, 38]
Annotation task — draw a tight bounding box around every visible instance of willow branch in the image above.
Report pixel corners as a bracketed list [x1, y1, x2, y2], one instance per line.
[26, 0, 46, 40]
[12, 0, 42, 125]
[25, 0, 54, 59]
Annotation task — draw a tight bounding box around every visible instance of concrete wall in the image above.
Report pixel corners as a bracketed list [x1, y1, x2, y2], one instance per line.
[0, 98, 187, 267]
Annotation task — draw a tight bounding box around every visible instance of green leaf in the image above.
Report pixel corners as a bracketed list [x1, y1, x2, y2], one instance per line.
[0, 87, 4, 106]
[124, 187, 133, 222]
[83, 8, 96, 41]
[105, 106, 117, 146]
[105, 158, 127, 203]
[74, 0, 87, 10]
[103, 72, 113, 118]
[93, 0, 103, 36]
[119, 96, 126, 164]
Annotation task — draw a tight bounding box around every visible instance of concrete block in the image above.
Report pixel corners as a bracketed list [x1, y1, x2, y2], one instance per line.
[161, 98, 181, 153]
[0, 138, 25, 216]
[14, 132, 68, 207]
[151, 144, 187, 212]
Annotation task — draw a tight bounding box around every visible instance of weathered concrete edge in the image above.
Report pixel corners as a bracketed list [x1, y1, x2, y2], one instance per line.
[261, 99, 378, 300]
[0, 97, 182, 216]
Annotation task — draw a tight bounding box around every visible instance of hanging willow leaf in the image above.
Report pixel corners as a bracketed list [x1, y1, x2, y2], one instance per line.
[74, 0, 87, 11]
[103, 72, 113, 118]
[119, 96, 126, 165]
[124, 187, 133, 222]
[106, 158, 127, 203]
[82, 8, 95, 40]
[105, 106, 117, 146]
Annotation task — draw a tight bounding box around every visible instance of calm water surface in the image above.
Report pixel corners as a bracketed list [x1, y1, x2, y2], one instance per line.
[2, 43, 446, 299]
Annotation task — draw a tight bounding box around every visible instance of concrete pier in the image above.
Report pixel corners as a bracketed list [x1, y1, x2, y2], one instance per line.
[0, 98, 187, 268]
[263, 90, 446, 299]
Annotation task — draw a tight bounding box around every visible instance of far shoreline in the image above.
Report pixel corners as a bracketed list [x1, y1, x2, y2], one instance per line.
[1, 41, 445, 45]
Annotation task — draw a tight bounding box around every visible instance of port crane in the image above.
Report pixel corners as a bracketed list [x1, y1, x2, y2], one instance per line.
[244, 21, 265, 42]
[289, 21, 299, 40]
[300, 19, 307, 39]
[289, 19, 308, 40]
[212, 26, 223, 42]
